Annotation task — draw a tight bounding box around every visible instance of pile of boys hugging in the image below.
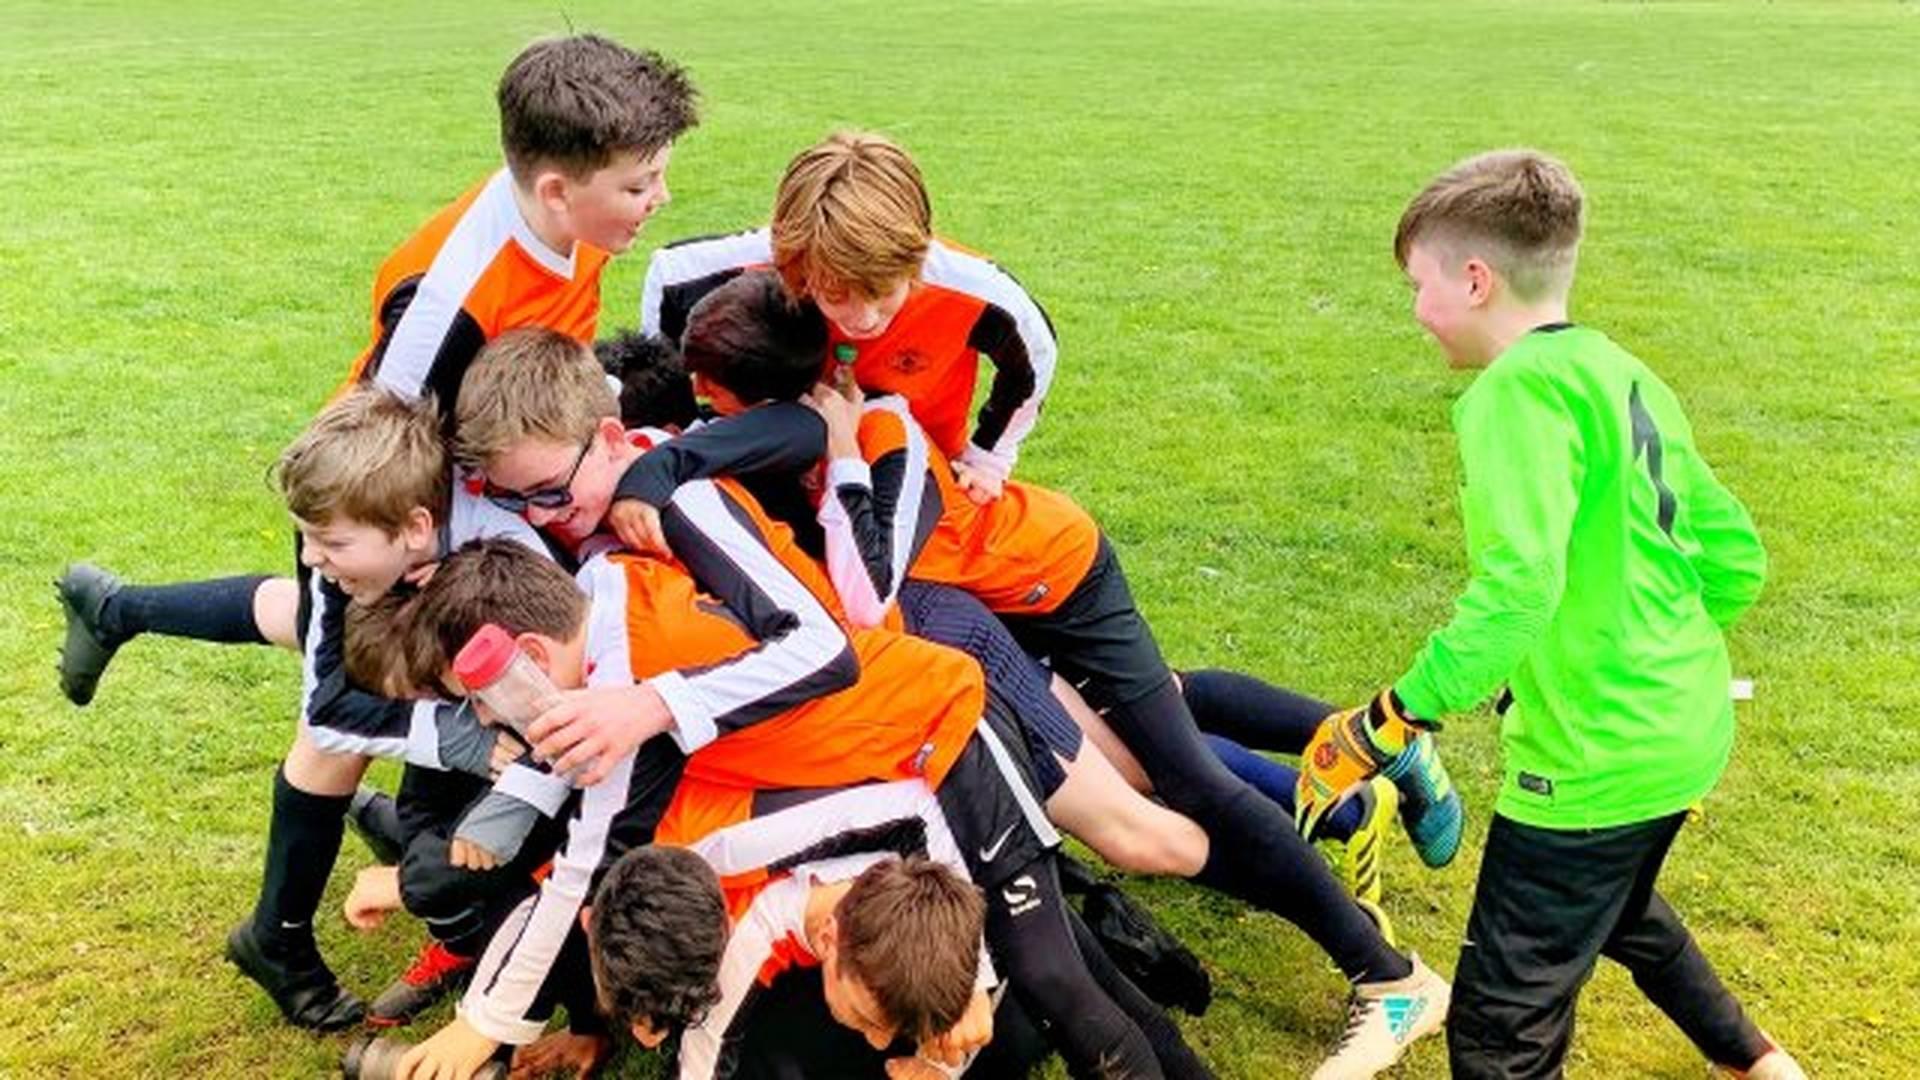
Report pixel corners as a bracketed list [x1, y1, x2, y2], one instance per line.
[54, 32, 1806, 1080]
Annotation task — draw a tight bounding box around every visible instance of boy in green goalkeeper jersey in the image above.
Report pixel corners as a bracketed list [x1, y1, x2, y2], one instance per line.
[1293, 150, 1806, 1080]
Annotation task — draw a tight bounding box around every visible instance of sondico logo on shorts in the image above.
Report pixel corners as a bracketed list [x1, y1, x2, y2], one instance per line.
[1001, 875, 1041, 917]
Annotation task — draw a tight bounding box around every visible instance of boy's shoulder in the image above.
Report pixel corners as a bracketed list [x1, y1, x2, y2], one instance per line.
[1470, 325, 1649, 407]
[375, 168, 607, 300]
[918, 235, 1040, 308]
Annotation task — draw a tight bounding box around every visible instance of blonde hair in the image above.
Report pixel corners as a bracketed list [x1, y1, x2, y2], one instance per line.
[771, 131, 932, 300]
[1394, 149, 1585, 301]
[277, 386, 449, 534]
[453, 327, 617, 468]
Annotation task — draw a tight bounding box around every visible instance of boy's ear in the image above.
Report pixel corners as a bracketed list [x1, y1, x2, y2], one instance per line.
[1462, 257, 1496, 308]
[595, 415, 627, 449]
[579, 904, 594, 936]
[629, 1018, 668, 1050]
[533, 167, 573, 215]
[815, 911, 839, 960]
[514, 631, 558, 675]
[401, 505, 437, 550]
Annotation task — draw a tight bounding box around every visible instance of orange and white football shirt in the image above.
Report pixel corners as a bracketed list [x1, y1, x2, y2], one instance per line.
[342, 168, 609, 418]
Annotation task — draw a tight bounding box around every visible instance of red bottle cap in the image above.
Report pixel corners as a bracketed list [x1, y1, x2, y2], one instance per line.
[452, 623, 517, 690]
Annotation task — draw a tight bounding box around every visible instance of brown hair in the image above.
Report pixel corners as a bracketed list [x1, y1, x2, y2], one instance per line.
[454, 327, 618, 470]
[771, 131, 932, 300]
[590, 845, 731, 1036]
[343, 591, 431, 699]
[497, 33, 698, 183]
[277, 386, 450, 535]
[681, 271, 829, 405]
[398, 538, 587, 693]
[835, 856, 984, 1042]
[1394, 149, 1585, 301]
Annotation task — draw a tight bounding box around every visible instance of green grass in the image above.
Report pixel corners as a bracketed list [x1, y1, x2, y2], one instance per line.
[2, 1, 1916, 1076]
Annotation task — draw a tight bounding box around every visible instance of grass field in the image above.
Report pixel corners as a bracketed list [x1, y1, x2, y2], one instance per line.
[2, 1, 1917, 1076]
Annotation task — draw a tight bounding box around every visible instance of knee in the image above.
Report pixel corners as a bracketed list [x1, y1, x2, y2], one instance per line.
[283, 737, 369, 795]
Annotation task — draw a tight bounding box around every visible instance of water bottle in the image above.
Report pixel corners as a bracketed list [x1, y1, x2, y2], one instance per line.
[832, 342, 858, 394]
[453, 622, 560, 742]
[342, 1034, 508, 1080]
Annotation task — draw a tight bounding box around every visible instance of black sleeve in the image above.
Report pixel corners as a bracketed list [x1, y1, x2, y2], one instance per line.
[298, 570, 436, 762]
[656, 267, 748, 346]
[832, 448, 922, 601]
[654, 482, 859, 741]
[966, 302, 1040, 452]
[356, 275, 488, 433]
[612, 403, 827, 507]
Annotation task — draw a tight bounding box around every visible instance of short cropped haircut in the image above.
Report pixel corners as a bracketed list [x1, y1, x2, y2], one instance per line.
[836, 857, 985, 1042]
[277, 386, 450, 535]
[454, 328, 618, 470]
[680, 271, 828, 405]
[590, 846, 730, 1037]
[398, 538, 586, 693]
[771, 131, 932, 300]
[497, 33, 698, 183]
[1394, 149, 1585, 302]
[597, 329, 700, 430]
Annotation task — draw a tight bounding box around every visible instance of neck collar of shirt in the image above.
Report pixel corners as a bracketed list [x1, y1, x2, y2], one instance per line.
[490, 167, 580, 280]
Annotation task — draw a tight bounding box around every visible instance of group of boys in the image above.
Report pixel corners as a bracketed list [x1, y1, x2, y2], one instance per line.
[54, 29, 1808, 1080]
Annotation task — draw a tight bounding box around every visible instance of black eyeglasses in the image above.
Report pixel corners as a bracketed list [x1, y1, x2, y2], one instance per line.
[482, 436, 594, 514]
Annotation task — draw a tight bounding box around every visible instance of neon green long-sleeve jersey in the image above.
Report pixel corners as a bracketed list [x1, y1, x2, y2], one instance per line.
[1394, 325, 1766, 829]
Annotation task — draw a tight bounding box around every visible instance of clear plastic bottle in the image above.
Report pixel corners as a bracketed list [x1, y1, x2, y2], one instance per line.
[344, 1034, 507, 1080]
[452, 623, 558, 742]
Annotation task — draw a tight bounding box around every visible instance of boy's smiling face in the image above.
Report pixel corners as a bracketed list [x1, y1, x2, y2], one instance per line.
[556, 144, 674, 255]
[294, 511, 433, 599]
[483, 421, 627, 546]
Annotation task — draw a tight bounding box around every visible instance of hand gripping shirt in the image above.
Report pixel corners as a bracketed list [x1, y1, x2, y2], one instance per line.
[1394, 326, 1766, 830]
[818, 394, 1101, 627]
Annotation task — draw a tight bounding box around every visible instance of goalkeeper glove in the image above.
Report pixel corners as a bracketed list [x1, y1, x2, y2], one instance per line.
[1294, 689, 1431, 841]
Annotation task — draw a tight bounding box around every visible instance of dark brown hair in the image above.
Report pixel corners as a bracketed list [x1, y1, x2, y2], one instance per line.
[836, 857, 985, 1042]
[342, 590, 426, 698]
[398, 538, 586, 692]
[497, 34, 698, 182]
[597, 330, 699, 431]
[590, 845, 731, 1037]
[1394, 149, 1585, 301]
[680, 270, 828, 405]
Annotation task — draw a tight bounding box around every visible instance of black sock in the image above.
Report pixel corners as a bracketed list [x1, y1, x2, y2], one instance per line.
[1099, 680, 1410, 985]
[1068, 908, 1214, 1080]
[1180, 668, 1332, 754]
[988, 857, 1164, 1080]
[1192, 788, 1412, 984]
[104, 574, 271, 644]
[252, 766, 350, 949]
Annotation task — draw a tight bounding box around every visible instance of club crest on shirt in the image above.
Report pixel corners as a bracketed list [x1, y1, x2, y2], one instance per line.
[890, 348, 931, 374]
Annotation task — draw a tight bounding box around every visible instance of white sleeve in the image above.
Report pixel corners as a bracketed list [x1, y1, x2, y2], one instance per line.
[458, 763, 634, 1044]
